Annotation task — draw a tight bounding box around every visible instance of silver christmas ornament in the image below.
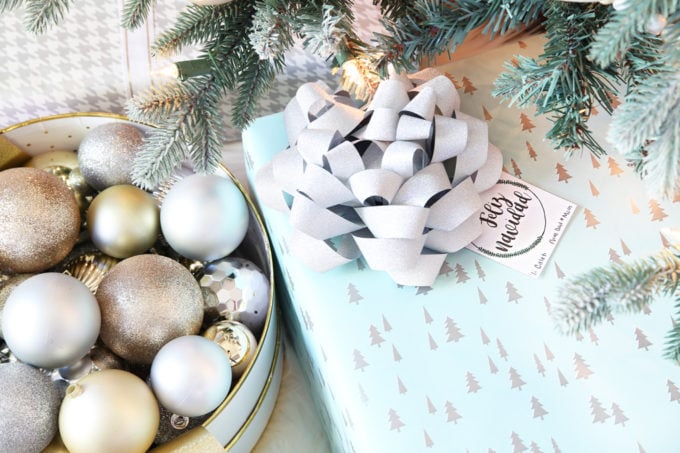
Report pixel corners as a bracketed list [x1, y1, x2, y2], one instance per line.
[0, 362, 61, 453]
[160, 174, 250, 262]
[154, 405, 208, 445]
[199, 257, 270, 334]
[203, 319, 258, 380]
[2, 273, 101, 369]
[77, 122, 144, 191]
[150, 335, 232, 417]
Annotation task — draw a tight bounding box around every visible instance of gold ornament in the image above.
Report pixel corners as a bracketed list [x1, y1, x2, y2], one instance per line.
[87, 185, 160, 259]
[0, 135, 30, 170]
[59, 369, 159, 453]
[60, 251, 119, 293]
[0, 273, 35, 338]
[203, 319, 258, 380]
[96, 254, 204, 364]
[0, 167, 80, 273]
[25, 150, 79, 170]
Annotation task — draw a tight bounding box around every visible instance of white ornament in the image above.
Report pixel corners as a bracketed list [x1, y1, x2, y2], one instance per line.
[150, 335, 232, 417]
[2, 273, 100, 368]
[160, 174, 249, 262]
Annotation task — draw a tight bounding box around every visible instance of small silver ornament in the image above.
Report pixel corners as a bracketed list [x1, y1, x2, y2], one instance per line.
[77, 122, 144, 191]
[0, 362, 61, 453]
[150, 335, 232, 417]
[199, 257, 270, 334]
[2, 273, 101, 369]
[54, 343, 126, 383]
[203, 319, 258, 380]
[154, 405, 209, 445]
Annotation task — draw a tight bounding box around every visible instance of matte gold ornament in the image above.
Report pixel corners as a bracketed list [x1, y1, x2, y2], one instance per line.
[203, 319, 258, 380]
[60, 251, 119, 293]
[0, 135, 30, 170]
[96, 254, 204, 364]
[25, 150, 79, 170]
[0, 167, 80, 273]
[87, 184, 160, 259]
[77, 122, 144, 191]
[1, 362, 61, 453]
[59, 369, 159, 453]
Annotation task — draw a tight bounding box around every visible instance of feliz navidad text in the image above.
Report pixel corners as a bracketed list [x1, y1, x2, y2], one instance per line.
[479, 190, 533, 253]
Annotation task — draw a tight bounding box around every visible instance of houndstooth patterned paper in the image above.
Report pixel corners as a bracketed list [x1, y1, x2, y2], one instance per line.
[0, 0, 379, 140]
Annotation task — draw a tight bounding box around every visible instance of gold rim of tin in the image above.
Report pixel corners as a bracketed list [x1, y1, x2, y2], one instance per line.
[224, 309, 281, 450]
[1, 112, 278, 447]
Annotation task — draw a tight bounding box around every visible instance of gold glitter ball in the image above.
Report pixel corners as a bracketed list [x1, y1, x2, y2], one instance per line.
[0, 167, 80, 273]
[96, 254, 204, 364]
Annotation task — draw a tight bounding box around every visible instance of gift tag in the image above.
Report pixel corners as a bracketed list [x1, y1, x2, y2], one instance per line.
[467, 172, 576, 278]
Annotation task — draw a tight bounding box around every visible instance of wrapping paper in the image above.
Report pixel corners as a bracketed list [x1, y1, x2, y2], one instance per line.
[244, 34, 680, 453]
[255, 72, 502, 286]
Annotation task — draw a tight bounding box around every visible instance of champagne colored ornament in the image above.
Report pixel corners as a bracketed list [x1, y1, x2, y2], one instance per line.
[97, 254, 204, 364]
[87, 185, 160, 259]
[25, 150, 79, 170]
[150, 335, 232, 417]
[59, 369, 159, 453]
[60, 251, 119, 293]
[199, 257, 270, 334]
[0, 273, 34, 338]
[203, 319, 258, 380]
[1, 362, 61, 453]
[2, 273, 101, 369]
[77, 122, 144, 191]
[0, 167, 80, 273]
[160, 174, 249, 262]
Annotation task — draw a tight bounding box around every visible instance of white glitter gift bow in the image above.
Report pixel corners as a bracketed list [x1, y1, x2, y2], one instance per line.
[255, 69, 503, 286]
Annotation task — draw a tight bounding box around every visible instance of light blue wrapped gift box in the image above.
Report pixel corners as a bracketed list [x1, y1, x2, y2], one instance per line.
[243, 35, 680, 453]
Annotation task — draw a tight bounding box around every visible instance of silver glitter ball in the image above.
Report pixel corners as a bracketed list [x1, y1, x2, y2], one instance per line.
[199, 257, 270, 335]
[77, 122, 144, 191]
[0, 362, 61, 453]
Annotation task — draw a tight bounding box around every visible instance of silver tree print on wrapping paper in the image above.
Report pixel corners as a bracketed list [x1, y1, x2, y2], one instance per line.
[667, 380, 680, 404]
[397, 376, 407, 394]
[530, 396, 548, 420]
[611, 403, 629, 426]
[428, 333, 438, 351]
[635, 328, 653, 350]
[353, 349, 369, 371]
[426, 396, 436, 415]
[533, 354, 546, 377]
[382, 315, 392, 332]
[445, 317, 464, 343]
[454, 263, 470, 284]
[478, 288, 488, 305]
[388, 409, 405, 432]
[511, 431, 528, 453]
[497, 339, 509, 361]
[480, 328, 490, 346]
[488, 356, 499, 374]
[392, 344, 402, 362]
[445, 401, 462, 424]
[589, 395, 610, 423]
[369, 325, 385, 347]
[465, 372, 481, 393]
[557, 368, 569, 387]
[347, 283, 363, 304]
[506, 281, 522, 303]
[573, 353, 594, 379]
[509, 367, 526, 390]
[475, 260, 486, 281]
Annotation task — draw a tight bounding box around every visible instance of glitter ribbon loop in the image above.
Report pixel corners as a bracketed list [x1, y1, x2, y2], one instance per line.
[256, 70, 503, 286]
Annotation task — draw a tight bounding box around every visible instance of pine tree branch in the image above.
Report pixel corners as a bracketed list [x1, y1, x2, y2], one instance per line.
[0, 0, 24, 13]
[494, 1, 619, 157]
[24, 0, 70, 34]
[554, 246, 680, 336]
[664, 296, 680, 362]
[231, 55, 278, 129]
[127, 81, 195, 126]
[121, 0, 155, 30]
[248, 3, 295, 61]
[152, 3, 241, 57]
[642, 98, 680, 198]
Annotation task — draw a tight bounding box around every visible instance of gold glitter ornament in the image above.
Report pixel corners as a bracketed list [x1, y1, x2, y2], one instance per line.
[0, 273, 35, 338]
[0, 167, 80, 273]
[77, 122, 144, 191]
[96, 254, 204, 364]
[60, 251, 119, 293]
[87, 185, 160, 259]
[1, 362, 62, 453]
[203, 319, 258, 380]
[59, 369, 159, 453]
[25, 150, 79, 170]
